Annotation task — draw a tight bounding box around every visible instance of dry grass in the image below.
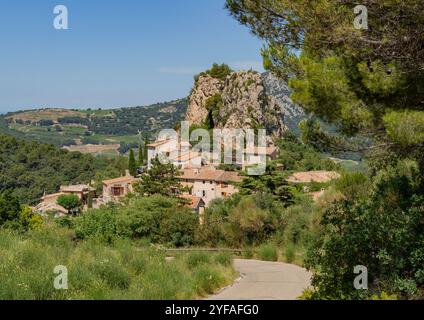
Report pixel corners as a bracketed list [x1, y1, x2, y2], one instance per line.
[63, 144, 120, 155]
[6, 109, 85, 123]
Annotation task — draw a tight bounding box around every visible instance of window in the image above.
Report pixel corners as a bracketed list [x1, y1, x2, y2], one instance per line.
[202, 180, 206, 184]
[202, 190, 206, 197]
[112, 186, 123, 196]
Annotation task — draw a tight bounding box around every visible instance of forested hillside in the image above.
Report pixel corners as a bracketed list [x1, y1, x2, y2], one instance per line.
[0, 135, 127, 204]
[0, 98, 187, 148]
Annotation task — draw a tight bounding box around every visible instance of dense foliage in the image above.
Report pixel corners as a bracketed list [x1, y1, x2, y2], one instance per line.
[0, 135, 127, 204]
[195, 63, 233, 83]
[226, 0, 424, 299]
[306, 161, 424, 299]
[57, 194, 81, 215]
[74, 196, 199, 247]
[133, 157, 187, 198]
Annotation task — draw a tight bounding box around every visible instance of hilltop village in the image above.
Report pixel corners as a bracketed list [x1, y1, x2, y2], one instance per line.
[34, 133, 282, 217]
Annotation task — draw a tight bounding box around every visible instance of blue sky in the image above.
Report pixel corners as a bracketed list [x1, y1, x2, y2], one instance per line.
[0, 0, 264, 112]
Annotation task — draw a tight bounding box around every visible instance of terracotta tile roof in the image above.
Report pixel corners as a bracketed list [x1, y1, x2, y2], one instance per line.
[244, 146, 277, 156]
[171, 151, 201, 162]
[178, 168, 243, 183]
[60, 184, 95, 193]
[146, 139, 173, 148]
[102, 176, 136, 185]
[287, 171, 340, 183]
[180, 194, 205, 209]
[41, 192, 64, 200]
[36, 203, 68, 214]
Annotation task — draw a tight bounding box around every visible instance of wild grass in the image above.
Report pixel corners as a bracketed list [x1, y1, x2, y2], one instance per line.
[257, 243, 279, 261]
[0, 225, 236, 300]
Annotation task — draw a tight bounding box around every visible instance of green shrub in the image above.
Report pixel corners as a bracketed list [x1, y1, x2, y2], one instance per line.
[335, 172, 369, 201]
[257, 244, 278, 261]
[214, 253, 232, 266]
[284, 243, 296, 263]
[74, 207, 117, 243]
[194, 265, 225, 295]
[242, 247, 254, 259]
[92, 259, 131, 290]
[185, 252, 210, 269]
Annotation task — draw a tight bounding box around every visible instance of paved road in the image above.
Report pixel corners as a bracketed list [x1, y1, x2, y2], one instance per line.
[208, 259, 312, 300]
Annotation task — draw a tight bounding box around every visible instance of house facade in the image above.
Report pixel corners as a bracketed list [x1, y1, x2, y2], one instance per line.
[101, 175, 136, 203]
[35, 184, 95, 216]
[179, 167, 242, 206]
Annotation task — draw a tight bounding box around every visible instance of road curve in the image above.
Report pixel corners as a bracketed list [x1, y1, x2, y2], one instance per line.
[208, 259, 312, 300]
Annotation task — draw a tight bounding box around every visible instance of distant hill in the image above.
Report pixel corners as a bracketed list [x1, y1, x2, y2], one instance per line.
[0, 98, 188, 150]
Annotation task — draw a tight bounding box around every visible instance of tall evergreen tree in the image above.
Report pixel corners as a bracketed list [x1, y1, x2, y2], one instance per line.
[128, 149, 137, 176]
[133, 156, 186, 197]
[226, 0, 424, 167]
[138, 143, 143, 166]
[143, 137, 149, 164]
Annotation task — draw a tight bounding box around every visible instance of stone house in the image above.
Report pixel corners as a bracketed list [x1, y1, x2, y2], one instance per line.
[178, 167, 243, 206]
[101, 175, 136, 203]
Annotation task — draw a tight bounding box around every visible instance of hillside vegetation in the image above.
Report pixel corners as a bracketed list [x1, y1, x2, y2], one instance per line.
[0, 135, 127, 204]
[0, 226, 236, 299]
[227, 0, 424, 299]
[0, 98, 187, 149]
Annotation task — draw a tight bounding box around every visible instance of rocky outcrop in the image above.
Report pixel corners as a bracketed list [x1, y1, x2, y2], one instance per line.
[262, 72, 306, 135]
[186, 75, 224, 125]
[186, 70, 288, 138]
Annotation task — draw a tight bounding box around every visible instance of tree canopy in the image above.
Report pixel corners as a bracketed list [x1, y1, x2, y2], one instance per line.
[226, 0, 424, 299]
[133, 157, 186, 198]
[226, 0, 424, 163]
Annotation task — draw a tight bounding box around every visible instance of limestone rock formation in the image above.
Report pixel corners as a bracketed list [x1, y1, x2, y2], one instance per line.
[186, 70, 289, 138]
[186, 75, 224, 126]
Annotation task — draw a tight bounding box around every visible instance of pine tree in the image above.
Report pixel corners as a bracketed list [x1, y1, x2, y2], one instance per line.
[143, 137, 149, 165]
[87, 194, 93, 209]
[138, 143, 143, 166]
[226, 0, 424, 152]
[128, 149, 137, 176]
[133, 156, 186, 197]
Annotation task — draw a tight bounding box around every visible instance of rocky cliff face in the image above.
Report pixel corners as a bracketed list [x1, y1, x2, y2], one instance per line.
[186, 76, 224, 125]
[262, 72, 306, 135]
[186, 71, 290, 138]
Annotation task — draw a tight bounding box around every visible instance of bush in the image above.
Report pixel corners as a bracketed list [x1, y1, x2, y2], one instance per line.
[194, 265, 225, 295]
[214, 253, 233, 267]
[185, 252, 210, 269]
[257, 244, 278, 261]
[242, 247, 254, 259]
[284, 243, 296, 263]
[306, 160, 424, 299]
[335, 172, 369, 201]
[74, 207, 117, 243]
[92, 259, 131, 289]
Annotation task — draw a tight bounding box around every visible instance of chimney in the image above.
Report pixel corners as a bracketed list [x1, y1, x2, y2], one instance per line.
[125, 169, 131, 177]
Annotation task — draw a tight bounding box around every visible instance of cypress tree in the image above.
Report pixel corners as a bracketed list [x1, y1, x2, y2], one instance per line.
[143, 137, 149, 165]
[128, 149, 137, 176]
[138, 143, 143, 166]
